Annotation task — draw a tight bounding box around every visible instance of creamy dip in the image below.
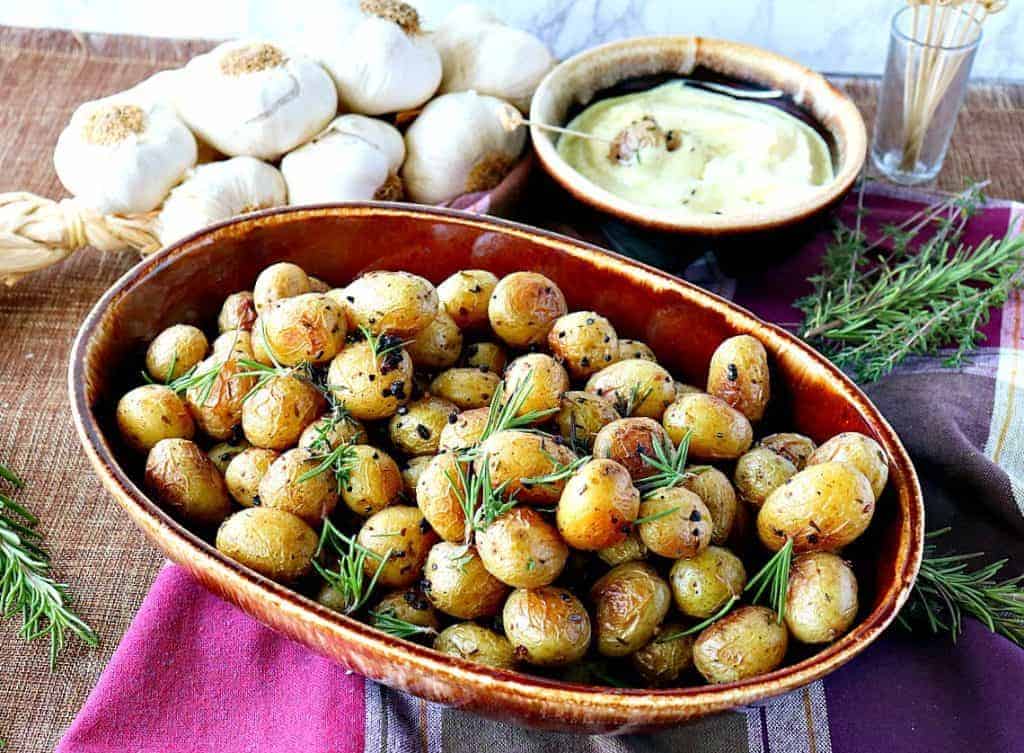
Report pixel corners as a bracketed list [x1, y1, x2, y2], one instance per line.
[557, 81, 835, 216]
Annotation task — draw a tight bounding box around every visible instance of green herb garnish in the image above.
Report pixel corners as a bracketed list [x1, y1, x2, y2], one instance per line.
[657, 596, 740, 642]
[314, 519, 392, 614]
[297, 440, 358, 493]
[474, 374, 558, 450]
[612, 380, 654, 417]
[370, 609, 438, 640]
[520, 453, 590, 488]
[745, 538, 795, 624]
[445, 456, 515, 542]
[636, 429, 708, 497]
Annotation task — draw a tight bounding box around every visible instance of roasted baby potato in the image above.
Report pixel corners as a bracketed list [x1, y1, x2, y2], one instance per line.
[548, 311, 618, 378]
[503, 586, 591, 666]
[145, 438, 231, 527]
[415, 452, 469, 542]
[785, 552, 859, 644]
[438, 407, 490, 452]
[406, 310, 463, 370]
[298, 413, 368, 451]
[327, 339, 413, 420]
[693, 606, 788, 683]
[757, 462, 875, 553]
[242, 375, 324, 450]
[662, 393, 753, 460]
[554, 391, 620, 451]
[145, 324, 208, 383]
[590, 561, 671, 657]
[475, 430, 577, 505]
[218, 291, 257, 333]
[400, 455, 433, 502]
[488, 271, 567, 347]
[592, 417, 670, 482]
[216, 507, 318, 582]
[585, 359, 675, 419]
[340, 444, 403, 517]
[429, 368, 501, 410]
[256, 293, 346, 366]
[210, 329, 253, 360]
[683, 467, 738, 545]
[759, 432, 817, 470]
[631, 623, 694, 687]
[343, 271, 438, 337]
[208, 439, 251, 474]
[224, 447, 279, 507]
[597, 531, 649, 567]
[808, 432, 889, 501]
[117, 385, 195, 452]
[669, 545, 746, 619]
[437, 269, 499, 331]
[503, 353, 569, 421]
[617, 339, 657, 362]
[358, 505, 438, 588]
[388, 396, 459, 456]
[458, 341, 507, 373]
[185, 354, 256, 440]
[637, 488, 712, 559]
[423, 542, 509, 619]
[734, 447, 798, 507]
[258, 447, 339, 525]
[253, 262, 311, 313]
[707, 335, 770, 422]
[557, 458, 639, 550]
[434, 623, 515, 669]
[477, 507, 569, 587]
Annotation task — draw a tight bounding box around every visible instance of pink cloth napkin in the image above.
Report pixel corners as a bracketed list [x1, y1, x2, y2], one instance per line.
[56, 566, 365, 753]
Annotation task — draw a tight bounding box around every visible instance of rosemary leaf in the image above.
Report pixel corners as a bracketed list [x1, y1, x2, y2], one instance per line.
[657, 596, 740, 642]
[745, 538, 794, 623]
[314, 520, 391, 614]
[370, 609, 437, 640]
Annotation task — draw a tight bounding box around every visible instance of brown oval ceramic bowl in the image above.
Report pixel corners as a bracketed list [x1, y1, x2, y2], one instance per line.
[529, 36, 867, 237]
[70, 204, 920, 734]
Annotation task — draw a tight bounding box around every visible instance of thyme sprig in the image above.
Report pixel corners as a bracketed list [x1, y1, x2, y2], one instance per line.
[798, 181, 1024, 383]
[636, 429, 708, 498]
[314, 519, 392, 614]
[0, 462, 97, 667]
[897, 528, 1024, 647]
[370, 609, 438, 640]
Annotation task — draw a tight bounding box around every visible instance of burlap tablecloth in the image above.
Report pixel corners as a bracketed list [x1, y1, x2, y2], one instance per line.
[0, 25, 1022, 751]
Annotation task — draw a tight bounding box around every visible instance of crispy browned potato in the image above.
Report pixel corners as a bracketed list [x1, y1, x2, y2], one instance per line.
[590, 561, 671, 657]
[758, 432, 817, 470]
[637, 487, 712, 559]
[358, 505, 438, 588]
[458, 341, 507, 373]
[557, 459, 639, 550]
[477, 507, 568, 587]
[253, 262, 311, 312]
[341, 444, 403, 517]
[145, 324, 208, 383]
[662, 393, 753, 460]
[343, 271, 439, 337]
[327, 340, 413, 420]
[437, 270, 499, 331]
[218, 291, 257, 332]
[592, 417, 670, 482]
[475, 430, 577, 505]
[585, 359, 676, 419]
[548, 311, 618, 378]
[757, 462, 875, 553]
[406, 310, 463, 370]
[631, 623, 694, 687]
[734, 447, 797, 507]
[683, 467, 738, 545]
[438, 407, 490, 452]
[216, 508, 318, 583]
[258, 447, 339, 525]
[429, 368, 501, 410]
[388, 396, 459, 456]
[785, 552, 859, 644]
[693, 606, 788, 683]
[256, 293, 346, 366]
[145, 438, 231, 527]
[707, 335, 770, 422]
[423, 542, 509, 619]
[503, 353, 568, 422]
[669, 545, 746, 619]
[224, 447, 279, 507]
[434, 623, 515, 668]
[488, 272, 567, 347]
[554, 391, 620, 451]
[242, 375, 324, 450]
[117, 385, 195, 452]
[808, 432, 889, 500]
[502, 586, 591, 666]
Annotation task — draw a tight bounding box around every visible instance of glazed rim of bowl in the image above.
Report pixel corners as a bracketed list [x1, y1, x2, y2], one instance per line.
[70, 203, 920, 727]
[529, 35, 868, 235]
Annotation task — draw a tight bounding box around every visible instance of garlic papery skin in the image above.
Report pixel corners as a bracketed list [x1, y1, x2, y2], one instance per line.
[157, 156, 287, 244]
[281, 115, 406, 204]
[175, 40, 337, 161]
[319, 0, 441, 115]
[53, 96, 197, 215]
[430, 5, 555, 113]
[401, 91, 525, 205]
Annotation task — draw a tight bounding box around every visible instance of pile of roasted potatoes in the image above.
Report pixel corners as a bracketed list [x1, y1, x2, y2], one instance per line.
[116, 262, 888, 687]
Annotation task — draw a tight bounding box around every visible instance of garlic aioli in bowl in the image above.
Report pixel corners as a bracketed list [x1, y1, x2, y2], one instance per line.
[556, 81, 834, 216]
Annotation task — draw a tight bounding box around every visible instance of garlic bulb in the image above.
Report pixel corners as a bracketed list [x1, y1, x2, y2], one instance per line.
[158, 156, 287, 244]
[402, 91, 525, 205]
[53, 95, 197, 215]
[319, 0, 441, 115]
[431, 5, 555, 113]
[175, 40, 337, 160]
[281, 115, 405, 204]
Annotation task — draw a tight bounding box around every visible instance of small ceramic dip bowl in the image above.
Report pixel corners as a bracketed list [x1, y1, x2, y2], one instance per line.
[530, 36, 867, 238]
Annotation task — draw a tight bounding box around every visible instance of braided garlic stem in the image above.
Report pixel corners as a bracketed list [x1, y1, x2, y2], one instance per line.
[0, 192, 161, 285]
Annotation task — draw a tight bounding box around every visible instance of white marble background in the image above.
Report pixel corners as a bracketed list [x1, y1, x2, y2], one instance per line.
[1, 0, 1021, 78]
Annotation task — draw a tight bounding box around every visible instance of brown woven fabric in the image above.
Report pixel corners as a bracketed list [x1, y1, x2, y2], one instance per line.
[0, 24, 1021, 752]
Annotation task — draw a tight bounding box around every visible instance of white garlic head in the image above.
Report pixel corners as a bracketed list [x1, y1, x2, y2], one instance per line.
[401, 91, 525, 205]
[281, 115, 405, 205]
[175, 40, 337, 160]
[319, 0, 441, 115]
[53, 95, 197, 215]
[158, 156, 287, 244]
[431, 5, 555, 113]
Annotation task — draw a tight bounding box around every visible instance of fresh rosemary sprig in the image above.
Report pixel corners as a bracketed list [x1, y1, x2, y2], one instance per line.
[314, 519, 392, 614]
[474, 374, 558, 450]
[357, 325, 409, 367]
[745, 538, 795, 624]
[237, 321, 315, 401]
[165, 360, 223, 406]
[520, 453, 591, 488]
[897, 528, 1024, 647]
[297, 440, 359, 493]
[612, 380, 654, 417]
[632, 505, 682, 526]
[798, 181, 1024, 383]
[0, 462, 98, 667]
[636, 430, 708, 497]
[370, 609, 438, 640]
[657, 595, 740, 642]
[445, 456, 515, 542]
